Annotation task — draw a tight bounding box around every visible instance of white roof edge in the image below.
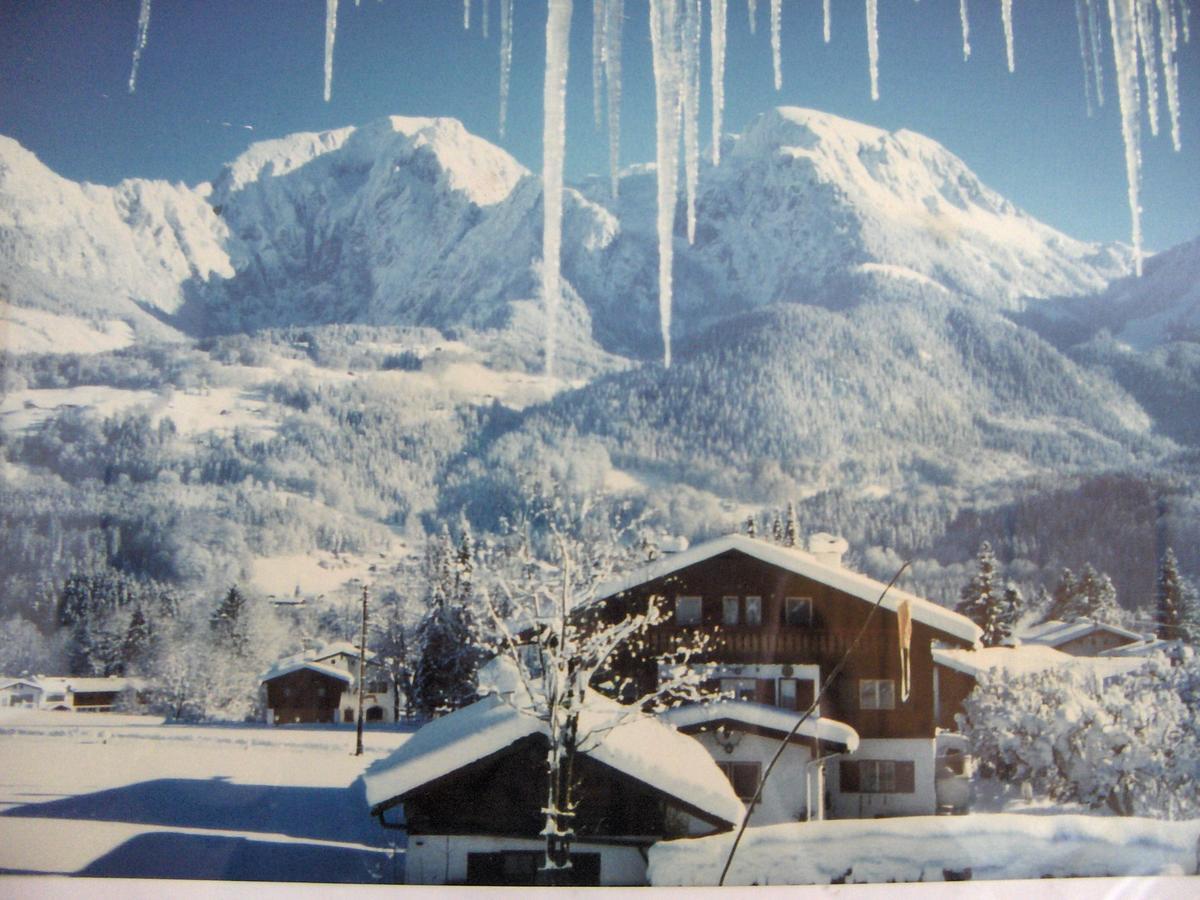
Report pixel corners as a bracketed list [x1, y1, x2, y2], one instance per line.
[595, 534, 981, 644]
[260, 659, 353, 684]
[661, 699, 859, 753]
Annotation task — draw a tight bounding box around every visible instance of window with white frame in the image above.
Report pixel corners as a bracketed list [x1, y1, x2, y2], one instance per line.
[722, 596, 740, 625]
[859, 678, 896, 710]
[784, 596, 813, 626]
[745, 595, 762, 625]
[840, 759, 915, 794]
[675, 595, 702, 625]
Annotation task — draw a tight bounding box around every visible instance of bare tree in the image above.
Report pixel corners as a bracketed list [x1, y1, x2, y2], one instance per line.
[476, 490, 711, 885]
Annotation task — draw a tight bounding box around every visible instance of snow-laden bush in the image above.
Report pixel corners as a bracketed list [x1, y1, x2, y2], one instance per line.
[960, 649, 1200, 819]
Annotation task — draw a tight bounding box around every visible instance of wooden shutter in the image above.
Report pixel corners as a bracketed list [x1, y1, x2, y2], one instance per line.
[839, 760, 860, 793]
[895, 761, 916, 793]
[756, 679, 777, 705]
[795, 679, 815, 711]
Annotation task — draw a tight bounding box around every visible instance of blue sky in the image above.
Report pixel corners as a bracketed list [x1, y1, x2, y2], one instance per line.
[1, 0, 1197, 251]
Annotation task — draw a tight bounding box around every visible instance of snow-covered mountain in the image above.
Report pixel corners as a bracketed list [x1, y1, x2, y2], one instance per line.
[0, 135, 231, 346]
[1, 109, 1140, 362]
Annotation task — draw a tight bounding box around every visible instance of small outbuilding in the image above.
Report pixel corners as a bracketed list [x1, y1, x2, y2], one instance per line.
[363, 693, 743, 886]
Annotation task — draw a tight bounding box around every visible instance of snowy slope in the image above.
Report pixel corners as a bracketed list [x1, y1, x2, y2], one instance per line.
[0, 136, 231, 344]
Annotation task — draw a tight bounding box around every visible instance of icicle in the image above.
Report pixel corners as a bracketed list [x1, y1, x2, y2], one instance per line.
[499, 0, 515, 137]
[770, 0, 783, 89]
[824, 0, 832, 43]
[1076, 0, 1096, 115]
[711, 0, 728, 164]
[866, 0, 880, 101]
[1108, 0, 1144, 275]
[1157, 0, 1182, 149]
[464, 0, 471, 30]
[542, 0, 574, 377]
[959, 0, 972, 60]
[1136, 0, 1162, 136]
[650, 0, 683, 368]
[483, 0, 490, 38]
[324, 0, 338, 102]
[605, 0, 625, 197]
[1001, 0, 1015, 72]
[1088, 0, 1106, 105]
[128, 0, 152, 93]
[594, 0, 605, 128]
[747, 0, 758, 34]
[683, 0, 702, 242]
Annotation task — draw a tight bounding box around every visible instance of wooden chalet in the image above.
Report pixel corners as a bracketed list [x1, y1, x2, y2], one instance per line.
[363, 693, 742, 886]
[589, 533, 982, 820]
[1020, 619, 1146, 656]
[260, 641, 397, 726]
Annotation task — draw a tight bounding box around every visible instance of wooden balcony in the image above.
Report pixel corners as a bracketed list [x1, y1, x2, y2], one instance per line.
[647, 627, 849, 663]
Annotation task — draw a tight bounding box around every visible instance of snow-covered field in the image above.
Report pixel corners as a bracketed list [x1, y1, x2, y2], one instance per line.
[0, 709, 412, 884]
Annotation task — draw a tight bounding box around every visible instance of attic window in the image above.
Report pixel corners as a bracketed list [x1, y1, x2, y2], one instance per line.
[745, 596, 762, 625]
[722, 596, 740, 625]
[784, 597, 812, 626]
[675, 596, 702, 626]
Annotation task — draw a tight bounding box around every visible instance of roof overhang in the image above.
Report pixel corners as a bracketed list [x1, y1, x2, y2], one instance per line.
[661, 700, 859, 753]
[259, 660, 353, 684]
[592, 534, 981, 645]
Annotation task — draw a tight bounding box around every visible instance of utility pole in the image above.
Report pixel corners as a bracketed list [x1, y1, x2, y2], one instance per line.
[355, 584, 368, 757]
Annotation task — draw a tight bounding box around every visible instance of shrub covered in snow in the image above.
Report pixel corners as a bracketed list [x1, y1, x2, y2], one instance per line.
[960, 650, 1200, 818]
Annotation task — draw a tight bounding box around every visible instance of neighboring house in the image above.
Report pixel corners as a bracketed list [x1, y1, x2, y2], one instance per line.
[0, 678, 43, 709]
[260, 641, 397, 725]
[363, 692, 742, 886]
[1020, 619, 1146, 656]
[589, 533, 982, 821]
[26, 676, 145, 712]
[931, 644, 1147, 731]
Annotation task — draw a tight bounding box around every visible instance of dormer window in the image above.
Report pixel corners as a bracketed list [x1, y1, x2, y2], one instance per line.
[675, 596, 702, 626]
[784, 597, 812, 626]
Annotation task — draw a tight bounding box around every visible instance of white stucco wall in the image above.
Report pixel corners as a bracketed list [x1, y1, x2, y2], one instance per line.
[830, 737, 938, 819]
[691, 731, 816, 825]
[405, 834, 650, 886]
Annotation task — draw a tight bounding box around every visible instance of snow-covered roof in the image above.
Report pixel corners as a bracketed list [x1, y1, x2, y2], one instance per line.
[259, 658, 353, 684]
[594, 534, 981, 645]
[932, 645, 1145, 681]
[1098, 637, 1172, 657]
[661, 700, 859, 753]
[34, 676, 145, 693]
[311, 641, 377, 663]
[1019, 619, 1144, 648]
[0, 678, 43, 691]
[363, 693, 744, 828]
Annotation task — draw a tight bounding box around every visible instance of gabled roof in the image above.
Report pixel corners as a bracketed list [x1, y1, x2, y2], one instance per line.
[259, 658, 353, 684]
[932, 645, 1146, 681]
[594, 533, 981, 645]
[660, 700, 859, 753]
[0, 678, 43, 691]
[363, 693, 744, 829]
[1020, 619, 1145, 648]
[34, 676, 146, 693]
[311, 641, 377, 663]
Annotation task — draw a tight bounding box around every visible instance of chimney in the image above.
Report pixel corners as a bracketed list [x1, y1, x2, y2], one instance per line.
[807, 532, 849, 567]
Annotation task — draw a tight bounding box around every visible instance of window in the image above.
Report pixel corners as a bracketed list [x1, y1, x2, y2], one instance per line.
[778, 678, 815, 711]
[722, 596, 740, 625]
[744, 596, 762, 625]
[859, 679, 896, 710]
[784, 596, 812, 626]
[716, 761, 762, 801]
[840, 759, 915, 794]
[367, 681, 389, 694]
[675, 595, 702, 625]
[720, 678, 758, 701]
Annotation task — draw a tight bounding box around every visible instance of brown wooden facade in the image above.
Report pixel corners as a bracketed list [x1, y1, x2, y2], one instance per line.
[263, 668, 347, 724]
[390, 735, 724, 839]
[599, 549, 974, 741]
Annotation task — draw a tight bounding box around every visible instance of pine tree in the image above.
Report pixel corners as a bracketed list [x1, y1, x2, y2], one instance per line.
[211, 586, 249, 656]
[121, 606, 152, 673]
[956, 541, 1013, 646]
[1157, 549, 1198, 643]
[770, 511, 783, 544]
[784, 502, 799, 547]
[744, 515, 757, 539]
[412, 529, 481, 717]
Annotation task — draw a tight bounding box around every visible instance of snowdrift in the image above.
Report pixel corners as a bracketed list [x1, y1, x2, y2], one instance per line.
[647, 813, 1200, 885]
